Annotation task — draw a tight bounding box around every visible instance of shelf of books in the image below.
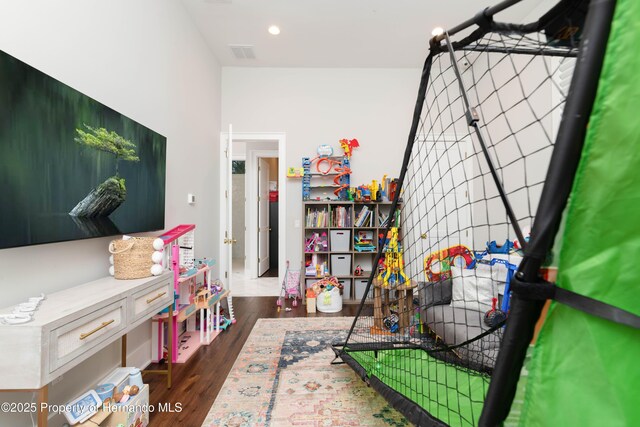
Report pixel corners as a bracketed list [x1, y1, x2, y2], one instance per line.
[303, 201, 402, 304]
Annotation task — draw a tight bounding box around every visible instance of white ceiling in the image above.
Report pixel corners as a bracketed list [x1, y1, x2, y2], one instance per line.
[181, 0, 542, 68]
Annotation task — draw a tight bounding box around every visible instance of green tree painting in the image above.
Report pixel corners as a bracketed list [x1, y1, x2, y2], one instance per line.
[75, 124, 140, 175]
[69, 125, 140, 218]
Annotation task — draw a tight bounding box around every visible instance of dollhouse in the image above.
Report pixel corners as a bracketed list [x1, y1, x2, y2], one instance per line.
[151, 225, 235, 364]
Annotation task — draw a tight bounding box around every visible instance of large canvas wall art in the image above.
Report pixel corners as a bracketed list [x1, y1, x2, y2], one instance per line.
[0, 49, 166, 250]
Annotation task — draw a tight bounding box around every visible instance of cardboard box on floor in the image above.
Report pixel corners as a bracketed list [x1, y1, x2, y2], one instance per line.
[77, 384, 149, 427]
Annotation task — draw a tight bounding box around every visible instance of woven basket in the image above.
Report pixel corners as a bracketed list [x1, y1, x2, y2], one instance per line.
[109, 237, 155, 280]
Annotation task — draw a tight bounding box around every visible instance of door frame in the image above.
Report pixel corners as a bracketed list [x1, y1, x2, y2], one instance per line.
[218, 132, 286, 288]
[230, 152, 247, 275]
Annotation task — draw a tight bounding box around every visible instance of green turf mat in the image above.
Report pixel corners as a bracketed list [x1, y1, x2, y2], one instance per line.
[346, 349, 489, 427]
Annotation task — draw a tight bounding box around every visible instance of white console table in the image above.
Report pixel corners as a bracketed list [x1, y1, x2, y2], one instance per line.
[0, 273, 174, 426]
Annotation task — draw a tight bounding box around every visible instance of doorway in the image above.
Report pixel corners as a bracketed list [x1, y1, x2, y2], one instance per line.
[257, 156, 279, 278]
[220, 134, 286, 297]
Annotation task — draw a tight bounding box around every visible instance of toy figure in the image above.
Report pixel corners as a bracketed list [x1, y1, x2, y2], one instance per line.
[383, 313, 399, 333]
[371, 180, 378, 201]
[354, 265, 363, 276]
[339, 138, 360, 158]
[377, 227, 409, 287]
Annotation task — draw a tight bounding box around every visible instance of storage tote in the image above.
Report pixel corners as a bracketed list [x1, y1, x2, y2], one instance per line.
[330, 254, 351, 277]
[330, 230, 351, 252]
[109, 237, 155, 279]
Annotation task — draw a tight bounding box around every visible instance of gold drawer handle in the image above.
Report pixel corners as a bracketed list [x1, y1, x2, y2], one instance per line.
[79, 320, 114, 340]
[146, 291, 167, 304]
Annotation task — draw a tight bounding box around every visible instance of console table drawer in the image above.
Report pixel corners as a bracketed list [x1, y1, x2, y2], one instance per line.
[131, 279, 173, 323]
[49, 299, 127, 372]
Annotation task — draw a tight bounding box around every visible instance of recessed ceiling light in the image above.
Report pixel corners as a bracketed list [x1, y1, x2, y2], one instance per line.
[432, 27, 444, 37]
[268, 25, 281, 35]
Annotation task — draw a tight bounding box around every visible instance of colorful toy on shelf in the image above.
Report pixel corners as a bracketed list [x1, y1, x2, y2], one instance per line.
[317, 144, 334, 157]
[377, 227, 409, 287]
[339, 138, 360, 158]
[317, 262, 329, 277]
[354, 265, 364, 276]
[354, 230, 376, 252]
[380, 174, 388, 200]
[302, 157, 312, 200]
[424, 245, 475, 282]
[388, 179, 399, 201]
[333, 157, 351, 200]
[371, 180, 379, 201]
[305, 254, 328, 277]
[301, 141, 358, 201]
[355, 185, 371, 202]
[305, 232, 328, 252]
[287, 167, 305, 178]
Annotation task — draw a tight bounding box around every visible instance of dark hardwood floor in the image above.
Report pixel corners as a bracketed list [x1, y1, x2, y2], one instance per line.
[145, 297, 362, 426]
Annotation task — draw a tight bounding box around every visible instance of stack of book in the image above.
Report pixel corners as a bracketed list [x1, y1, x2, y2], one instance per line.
[331, 206, 351, 227]
[355, 206, 373, 227]
[306, 208, 328, 227]
[379, 209, 401, 228]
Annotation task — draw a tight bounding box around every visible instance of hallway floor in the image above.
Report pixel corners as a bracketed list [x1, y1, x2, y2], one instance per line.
[231, 258, 280, 296]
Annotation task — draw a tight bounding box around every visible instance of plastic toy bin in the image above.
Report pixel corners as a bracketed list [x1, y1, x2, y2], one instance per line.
[330, 230, 351, 252]
[330, 254, 351, 277]
[355, 278, 370, 300]
[338, 278, 352, 299]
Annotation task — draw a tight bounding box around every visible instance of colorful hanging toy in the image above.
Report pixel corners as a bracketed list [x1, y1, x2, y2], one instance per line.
[423, 245, 475, 282]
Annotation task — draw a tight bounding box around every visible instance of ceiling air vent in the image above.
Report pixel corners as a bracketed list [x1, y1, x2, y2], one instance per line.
[229, 45, 256, 60]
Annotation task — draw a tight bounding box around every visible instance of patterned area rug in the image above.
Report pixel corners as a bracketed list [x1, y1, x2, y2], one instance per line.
[203, 317, 408, 427]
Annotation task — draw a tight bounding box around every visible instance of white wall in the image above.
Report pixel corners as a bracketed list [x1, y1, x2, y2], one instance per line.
[222, 67, 420, 271]
[0, 0, 221, 425]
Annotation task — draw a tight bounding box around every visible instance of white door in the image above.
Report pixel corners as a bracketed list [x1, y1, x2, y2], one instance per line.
[219, 125, 234, 290]
[258, 158, 270, 276]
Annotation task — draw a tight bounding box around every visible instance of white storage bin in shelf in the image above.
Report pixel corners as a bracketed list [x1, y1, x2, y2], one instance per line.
[338, 278, 352, 299]
[330, 254, 351, 277]
[355, 278, 371, 301]
[330, 230, 351, 252]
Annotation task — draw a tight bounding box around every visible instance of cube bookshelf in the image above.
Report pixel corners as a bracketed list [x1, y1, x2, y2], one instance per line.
[303, 201, 402, 304]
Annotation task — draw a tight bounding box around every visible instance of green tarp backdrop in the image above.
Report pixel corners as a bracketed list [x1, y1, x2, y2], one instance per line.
[520, 0, 640, 424]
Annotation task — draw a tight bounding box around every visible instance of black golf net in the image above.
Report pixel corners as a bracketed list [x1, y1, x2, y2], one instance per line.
[335, 5, 582, 426]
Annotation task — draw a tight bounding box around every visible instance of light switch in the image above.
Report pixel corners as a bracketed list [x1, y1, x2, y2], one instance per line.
[294, 219, 300, 228]
[187, 194, 196, 204]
